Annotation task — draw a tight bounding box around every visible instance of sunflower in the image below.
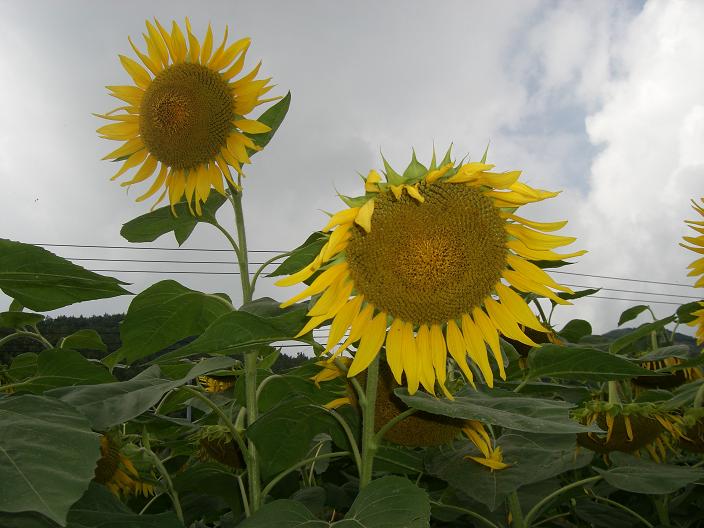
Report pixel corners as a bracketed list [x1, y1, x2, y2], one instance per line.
[94, 435, 154, 497]
[277, 149, 584, 396]
[681, 198, 704, 344]
[197, 374, 237, 393]
[97, 18, 277, 214]
[574, 402, 682, 463]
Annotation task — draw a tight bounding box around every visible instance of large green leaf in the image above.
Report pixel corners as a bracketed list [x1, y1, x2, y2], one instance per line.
[14, 349, 115, 393]
[66, 482, 184, 527]
[0, 239, 130, 311]
[155, 298, 311, 363]
[397, 388, 597, 434]
[0, 311, 44, 330]
[268, 232, 326, 278]
[115, 280, 233, 364]
[47, 357, 234, 430]
[609, 315, 676, 354]
[59, 330, 107, 352]
[596, 452, 704, 494]
[525, 344, 656, 382]
[239, 476, 429, 527]
[171, 463, 242, 513]
[633, 344, 694, 362]
[247, 398, 344, 479]
[426, 433, 593, 511]
[120, 193, 227, 246]
[558, 319, 592, 343]
[0, 395, 100, 525]
[245, 92, 291, 152]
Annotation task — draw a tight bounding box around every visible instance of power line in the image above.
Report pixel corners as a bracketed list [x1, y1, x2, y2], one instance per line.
[551, 270, 694, 288]
[36, 243, 284, 253]
[67, 257, 281, 265]
[584, 295, 683, 306]
[562, 283, 701, 300]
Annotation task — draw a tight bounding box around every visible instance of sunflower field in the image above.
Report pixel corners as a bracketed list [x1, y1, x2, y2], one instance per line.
[2, 17, 704, 528]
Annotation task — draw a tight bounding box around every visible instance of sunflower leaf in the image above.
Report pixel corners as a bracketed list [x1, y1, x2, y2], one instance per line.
[617, 305, 650, 326]
[526, 344, 657, 381]
[238, 476, 429, 528]
[676, 301, 702, 324]
[245, 91, 291, 154]
[120, 192, 227, 246]
[596, 452, 704, 494]
[0, 310, 44, 330]
[0, 239, 130, 312]
[268, 232, 326, 277]
[112, 280, 233, 365]
[609, 315, 676, 354]
[0, 395, 101, 525]
[397, 388, 598, 433]
[60, 329, 107, 352]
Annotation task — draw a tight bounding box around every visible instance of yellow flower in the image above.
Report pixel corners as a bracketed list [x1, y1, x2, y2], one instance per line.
[197, 374, 236, 393]
[278, 149, 584, 396]
[97, 18, 277, 214]
[681, 198, 704, 344]
[94, 436, 154, 497]
[462, 420, 509, 471]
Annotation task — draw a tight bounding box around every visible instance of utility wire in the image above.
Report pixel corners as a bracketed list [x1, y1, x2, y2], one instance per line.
[551, 270, 693, 288]
[561, 283, 702, 300]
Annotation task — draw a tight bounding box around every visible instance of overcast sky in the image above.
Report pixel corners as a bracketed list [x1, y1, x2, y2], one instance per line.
[1, 0, 703, 338]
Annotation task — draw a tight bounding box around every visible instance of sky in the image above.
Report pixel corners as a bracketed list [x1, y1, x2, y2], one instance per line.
[1, 0, 703, 341]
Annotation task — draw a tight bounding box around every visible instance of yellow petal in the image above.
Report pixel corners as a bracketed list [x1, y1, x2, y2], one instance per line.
[471, 309, 504, 382]
[234, 119, 271, 134]
[323, 208, 359, 232]
[326, 296, 364, 353]
[385, 318, 405, 384]
[294, 314, 328, 338]
[154, 19, 176, 63]
[348, 312, 387, 377]
[425, 163, 453, 184]
[476, 170, 521, 189]
[495, 283, 546, 332]
[429, 324, 448, 387]
[506, 254, 572, 293]
[146, 20, 169, 67]
[211, 37, 250, 71]
[365, 170, 382, 192]
[137, 164, 168, 202]
[321, 224, 351, 262]
[207, 25, 230, 68]
[405, 184, 425, 203]
[280, 263, 349, 308]
[401, 322, 419, 394]
[107, 85, 144, 106]
[110, 148, 148, 181]
[416, 325, 436, 395]
[121, 153, 158, 186]
[503, 269, 571, 305]
[335, 304, 375, 356]
[128, 36, 159, 75]
[445, 162, 495, 183]
[445, 319, 475, 387]
[200, 24, 214, 64]
[308, 278, 353, 318]
[119, 55, 152, 89]
[463, 313, 494, 387]
[507, 214, 568, 232]
[507, 239, 587, 261]
[506, 224, 576, 250]
[355, 199, 375, 233]
[102, 137, 144, 160]
[484, 297, 537, 348]
[185, 18, 201, 63]
[275, 254, 323, 287]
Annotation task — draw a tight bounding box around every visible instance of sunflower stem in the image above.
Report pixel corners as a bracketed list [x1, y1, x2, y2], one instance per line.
[359, 353, 380, 488]
[228, 185, 262, 512]
[507, 491, 525, 528]
[141, 446, 184, 524]
[523, 475, 602, 526]
[374, 408, 417, 444]
[608, 381, 621, 405]
[653, 495, 671, 527]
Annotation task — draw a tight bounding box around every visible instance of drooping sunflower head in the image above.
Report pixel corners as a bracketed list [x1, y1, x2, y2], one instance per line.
[197, 374, 237, 393]
[278, 148, 585, 396]
[94, 435, 154, 497]
[679, 407, 704, 453]
[97, 18, 277, 214]
[192, 425, 243, 469]
[632, 356, 703, 390]
[681, 198, 704, 344]
[574, 402, 682, 462]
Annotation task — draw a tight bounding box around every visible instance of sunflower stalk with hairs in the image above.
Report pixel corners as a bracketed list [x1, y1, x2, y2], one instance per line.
[278, 147, 583, 486]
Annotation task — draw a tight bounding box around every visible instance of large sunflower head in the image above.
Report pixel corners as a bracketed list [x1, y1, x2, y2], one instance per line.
[93, 435, 154, 497]
[681, 198, 704, 344]
[277, 148, 585, 396]
[97, 18, 277, 214]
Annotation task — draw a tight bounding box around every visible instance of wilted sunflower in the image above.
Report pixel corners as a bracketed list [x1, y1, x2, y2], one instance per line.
[278, 149, 584, 396]
[97, 18, 277, 213]
[94, 435, 154, 497]
[681, 198, 704, 343]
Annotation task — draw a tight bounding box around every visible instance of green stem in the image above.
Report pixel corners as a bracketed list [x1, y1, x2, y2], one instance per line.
[142, 447, 184, 524]
[139, 492, 164, 514]
[653, 495, 671, 527]
[261, 451, 350, 498]
[229, 185, 262, 512]
[523, 475, 601, 526]
[251, 251, 292, 292]
[533, 300, 550, 327]
[359, 354, 380, 488]
[255, 374, 282, 403]
[429, 501, 500, 528]
[333, 356, 366, 406]
[0, 331, 52, 350]
[236, 473, 251, 518]
[513, 378, 530, 393]
[317, 406, 362, 476]
[507, 491, 525, 528]
[374, 408, 417, 444]
[650, 330, 659, 352]
[589, 495, 654, 528]
[608, 381, 621, 405]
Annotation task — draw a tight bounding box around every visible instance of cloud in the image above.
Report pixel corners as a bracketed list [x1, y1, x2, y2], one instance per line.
[572, 0, 704, 330]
